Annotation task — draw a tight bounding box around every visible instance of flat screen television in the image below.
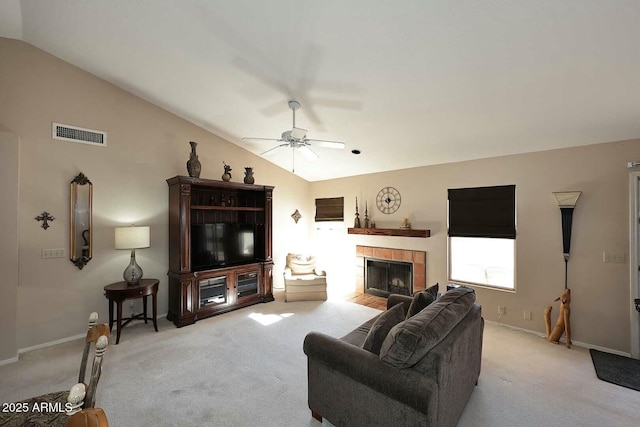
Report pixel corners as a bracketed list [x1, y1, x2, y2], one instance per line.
[191, 223, 256, 270]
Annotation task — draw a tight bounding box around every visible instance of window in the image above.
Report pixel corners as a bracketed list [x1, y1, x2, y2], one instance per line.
[448, 185, 516, 290]
[315, 197, 344, 222]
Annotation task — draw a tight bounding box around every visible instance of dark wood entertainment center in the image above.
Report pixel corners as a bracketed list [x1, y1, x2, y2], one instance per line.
[166, 176, 274, 327]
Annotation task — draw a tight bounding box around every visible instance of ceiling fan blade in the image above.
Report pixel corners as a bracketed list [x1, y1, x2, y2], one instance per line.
[312, 98, 363, 111]
[298, 145, 319, 160]
[260, 143, 289, 156]
[305, 139, 346, 149]
[242, 137, 283, 142]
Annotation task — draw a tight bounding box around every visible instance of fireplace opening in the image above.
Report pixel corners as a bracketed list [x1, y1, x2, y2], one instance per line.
[365, 258, 413, 298]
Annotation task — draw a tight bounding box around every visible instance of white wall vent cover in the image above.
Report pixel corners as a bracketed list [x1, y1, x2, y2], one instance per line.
[52, 123, 107, 147]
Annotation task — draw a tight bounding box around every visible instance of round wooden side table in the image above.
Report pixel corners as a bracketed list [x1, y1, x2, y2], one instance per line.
[104, 278, 159, 344]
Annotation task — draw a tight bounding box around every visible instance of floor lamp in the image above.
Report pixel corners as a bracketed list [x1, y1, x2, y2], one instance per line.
[552, 191, 581, 289]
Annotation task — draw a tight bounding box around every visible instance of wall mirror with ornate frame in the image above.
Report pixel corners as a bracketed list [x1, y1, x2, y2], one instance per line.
[70, 173, 92, 269]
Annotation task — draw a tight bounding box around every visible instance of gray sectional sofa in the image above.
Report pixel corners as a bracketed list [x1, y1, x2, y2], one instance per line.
[303, 286, 483, 427]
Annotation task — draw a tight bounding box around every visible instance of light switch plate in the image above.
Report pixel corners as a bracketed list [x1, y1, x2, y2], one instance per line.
[603, 252, 626, 264]
[42, 248, 65, 259]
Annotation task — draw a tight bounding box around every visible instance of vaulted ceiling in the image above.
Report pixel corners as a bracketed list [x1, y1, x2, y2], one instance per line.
[2, 0, 639, 181]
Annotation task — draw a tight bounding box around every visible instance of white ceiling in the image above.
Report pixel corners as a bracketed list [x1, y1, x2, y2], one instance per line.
[2, 0, 639, 182]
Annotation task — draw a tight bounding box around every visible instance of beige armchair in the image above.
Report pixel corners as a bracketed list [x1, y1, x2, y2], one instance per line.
[284, 253, 327, 302]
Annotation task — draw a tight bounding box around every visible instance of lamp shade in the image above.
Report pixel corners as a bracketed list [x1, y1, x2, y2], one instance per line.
[553, 191, 581, 208]
[115, 226, 150, 249]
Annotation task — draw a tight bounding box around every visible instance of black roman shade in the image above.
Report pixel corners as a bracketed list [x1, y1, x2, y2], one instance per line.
[448, 185, 516, 238]
[315, 197, 344, 222]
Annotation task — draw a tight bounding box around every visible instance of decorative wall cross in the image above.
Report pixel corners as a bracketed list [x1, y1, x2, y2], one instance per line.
[35, 211, 55, 230]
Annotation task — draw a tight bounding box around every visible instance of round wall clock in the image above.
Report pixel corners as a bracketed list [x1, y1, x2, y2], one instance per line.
[376, 186, 401, 214]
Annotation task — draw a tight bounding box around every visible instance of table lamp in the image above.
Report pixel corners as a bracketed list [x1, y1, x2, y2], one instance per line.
[115, 225, 150, 285]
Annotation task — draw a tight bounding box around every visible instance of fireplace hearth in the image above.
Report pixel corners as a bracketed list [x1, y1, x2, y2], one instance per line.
[365, 258, 413, 297]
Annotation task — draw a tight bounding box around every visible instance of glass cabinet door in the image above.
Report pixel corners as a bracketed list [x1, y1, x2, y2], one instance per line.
[199, 276, 227, 308]
[236, 271, 259, 299]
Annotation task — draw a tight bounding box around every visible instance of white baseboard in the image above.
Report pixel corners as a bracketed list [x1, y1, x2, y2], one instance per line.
[18, 332, 87, 355]
[0, 355, 19, 366]
[486, 320, 632, 357]
[1, 313, 169, 365]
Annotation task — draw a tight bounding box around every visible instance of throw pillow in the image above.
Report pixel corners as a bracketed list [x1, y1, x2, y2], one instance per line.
[288, 253, 317, 274]
[379, 287, 476, 368]
[362, 303, 407, 355]
[406, 282, 439, 318]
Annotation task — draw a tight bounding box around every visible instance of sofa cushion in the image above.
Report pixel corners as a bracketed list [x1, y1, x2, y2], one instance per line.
[379, 287, 476, 368]
[361, 303, 406, 355]
[406, 282, 439, 318]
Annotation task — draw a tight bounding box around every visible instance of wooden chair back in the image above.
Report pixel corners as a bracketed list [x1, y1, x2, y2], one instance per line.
[79, 313, 110, 384]
[77, 312, 111, 410]
[83, 334, 108, 409]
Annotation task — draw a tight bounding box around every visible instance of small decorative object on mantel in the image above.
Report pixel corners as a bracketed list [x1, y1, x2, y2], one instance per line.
[363, 201, 370, 228]
[354, 197, 361, 228]
[35, 211, 55, 230]
[186, 141, 201, 178]
[222, 162, 232, 182]
[244, 167, 255, 184]
[291, 209, 302, 224]
[400, 217, 411, 229]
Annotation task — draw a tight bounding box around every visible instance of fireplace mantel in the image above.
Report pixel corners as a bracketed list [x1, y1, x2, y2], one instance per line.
[348, 228, 430, 238]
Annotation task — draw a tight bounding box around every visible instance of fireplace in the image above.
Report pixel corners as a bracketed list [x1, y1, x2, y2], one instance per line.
[356, 246, 426, 297]
[365, 258, 413, 297]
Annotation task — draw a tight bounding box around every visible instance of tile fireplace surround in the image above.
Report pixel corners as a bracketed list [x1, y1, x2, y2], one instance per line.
[356, 245, 426, 294]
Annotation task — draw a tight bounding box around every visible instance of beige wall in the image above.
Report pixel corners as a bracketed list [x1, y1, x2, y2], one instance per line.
[0, 38, 311, 357]
[2, 36, 637, 357]
[311, 139, 640, 353]
[0, 132, 19, 361]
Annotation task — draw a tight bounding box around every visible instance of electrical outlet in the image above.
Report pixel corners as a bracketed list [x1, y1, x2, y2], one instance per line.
[41, 248, 65, 259]
[523, 310, 532, 320]
[498, 306, 506, 315]
[603, 252, 626, 264]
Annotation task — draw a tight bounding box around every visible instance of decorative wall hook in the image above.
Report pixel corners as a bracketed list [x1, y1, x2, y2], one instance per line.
[291, 209, 302, 224]
[35, 211, 55, 230]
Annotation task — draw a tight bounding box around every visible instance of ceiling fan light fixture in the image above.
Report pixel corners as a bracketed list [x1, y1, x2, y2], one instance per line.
[291, 127, 307, 140]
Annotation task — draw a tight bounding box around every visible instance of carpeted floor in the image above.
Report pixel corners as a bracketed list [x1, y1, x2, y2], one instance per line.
[0, 297, 381, 427]
[590, 348, 640, 392]
[1, 294, 639, 426]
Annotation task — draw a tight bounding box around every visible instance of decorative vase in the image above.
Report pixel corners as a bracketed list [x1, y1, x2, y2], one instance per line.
[222, 162, 232, 182]
[186, 141, 201, 178]
[244, 167, 255, 184]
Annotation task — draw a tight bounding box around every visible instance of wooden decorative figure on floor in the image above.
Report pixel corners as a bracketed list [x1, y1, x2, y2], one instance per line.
[544, 288, 571, 348]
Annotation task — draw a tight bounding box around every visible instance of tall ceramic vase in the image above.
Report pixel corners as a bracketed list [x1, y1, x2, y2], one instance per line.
[186, 141, 201, 178]
[244, 167, 255, 184]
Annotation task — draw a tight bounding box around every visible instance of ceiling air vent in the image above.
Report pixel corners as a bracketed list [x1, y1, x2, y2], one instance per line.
[52, 122, 107, 147]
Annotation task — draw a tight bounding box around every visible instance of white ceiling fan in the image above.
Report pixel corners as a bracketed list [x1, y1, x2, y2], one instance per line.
[242, 100, 346, 172]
